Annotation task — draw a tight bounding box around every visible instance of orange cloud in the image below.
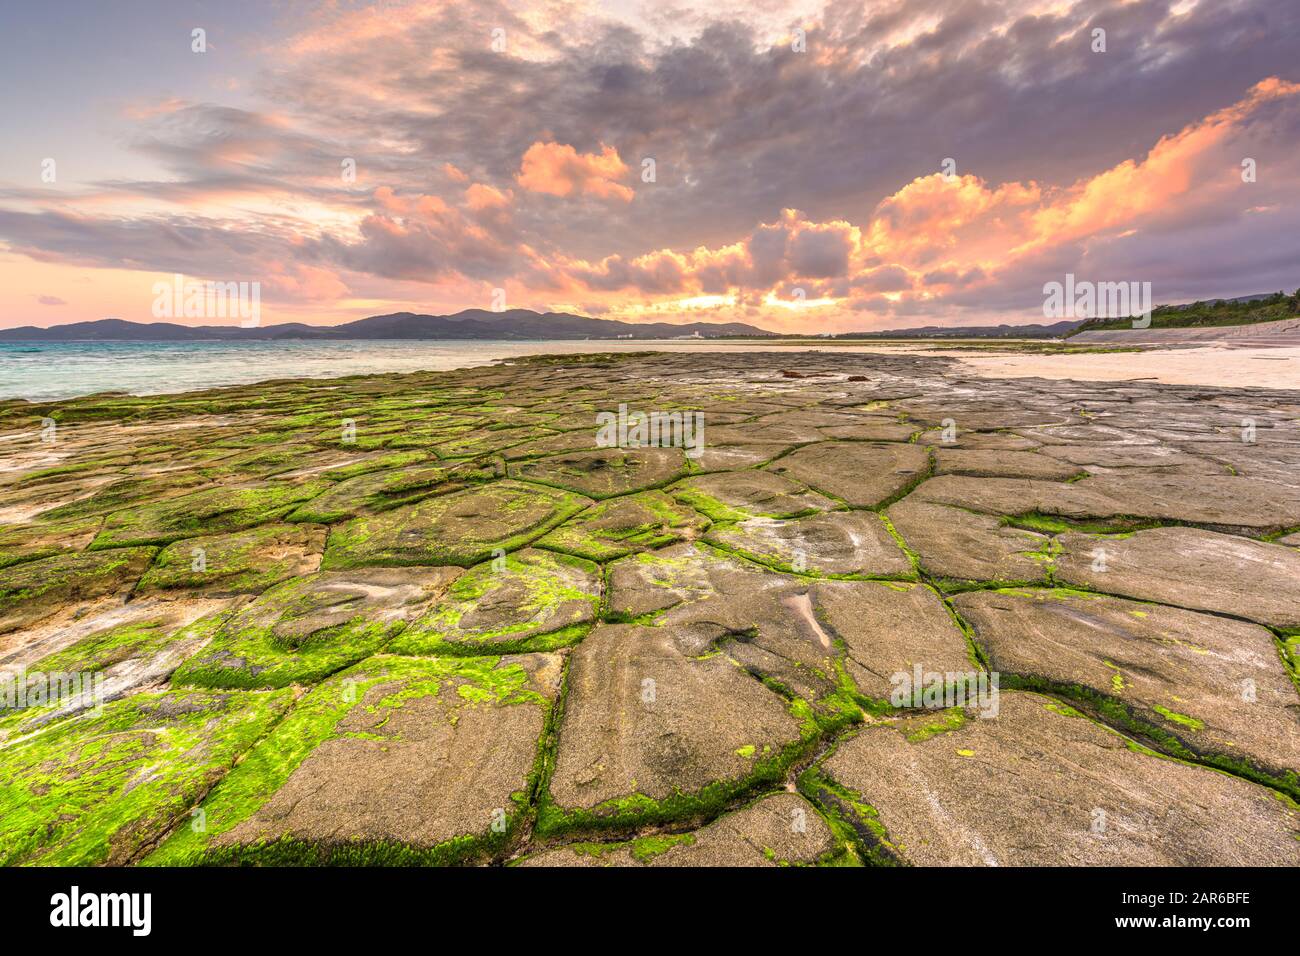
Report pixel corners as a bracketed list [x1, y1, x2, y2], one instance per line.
[465, 183, 511, 210]
[537, 76, 1300, 324]
[516, 142, 633, 201]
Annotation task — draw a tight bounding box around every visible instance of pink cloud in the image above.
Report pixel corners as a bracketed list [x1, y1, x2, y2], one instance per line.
[516, 142, 633, 201]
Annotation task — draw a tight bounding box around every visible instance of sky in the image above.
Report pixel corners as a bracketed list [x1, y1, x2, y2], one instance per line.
[0, 0, 1298, 334]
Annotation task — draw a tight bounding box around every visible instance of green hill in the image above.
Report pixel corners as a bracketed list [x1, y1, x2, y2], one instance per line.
[1069, 289, 1300, 335]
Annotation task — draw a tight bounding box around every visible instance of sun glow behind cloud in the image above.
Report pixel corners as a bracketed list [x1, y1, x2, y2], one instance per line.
[1, 0, 1298, 332]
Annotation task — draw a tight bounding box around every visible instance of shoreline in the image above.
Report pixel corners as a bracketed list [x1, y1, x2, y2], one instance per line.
[2, 339, 1298, 403]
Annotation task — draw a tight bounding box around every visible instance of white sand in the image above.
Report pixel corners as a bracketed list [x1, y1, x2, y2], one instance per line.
[606, 340, 1300, 390]
[932, 345, 1300, 390]
[597, 340, 1299, 390]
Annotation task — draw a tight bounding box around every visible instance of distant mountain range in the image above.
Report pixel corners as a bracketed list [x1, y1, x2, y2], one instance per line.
[832, 319, 1083, 340]
[7, 290, 1291, 342]
[0, 310, 773, 342]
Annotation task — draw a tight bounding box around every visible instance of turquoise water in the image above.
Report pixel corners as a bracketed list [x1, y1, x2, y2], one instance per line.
[0, 340, 715, 402]
[0, 338, 879, 402]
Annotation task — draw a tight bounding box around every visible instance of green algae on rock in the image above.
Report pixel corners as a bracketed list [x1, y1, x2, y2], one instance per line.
[91, 480, 330, 548]
[0, 687, 293, 866]
[509, 446, 688, 500]
[0, 546, 156, 634]
[518, 792, 840, 866]
[171, 567, 461, 688]
[813, 691, 1300, 866]
[322, 479, 591, 569]
[147, 653, 561, 866]
[136, 523, 326, 595]
[534, 490, 709, 561]
[390, 548, 599, 654]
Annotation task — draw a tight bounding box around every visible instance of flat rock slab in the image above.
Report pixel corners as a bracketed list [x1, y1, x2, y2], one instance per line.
[502, 430, 602, 460]
[606, 544, 968, 706]
[0, 547, 156, 635]
[1053, 526, 1300, 629]
[323, 479, 591, 568]
[0, 515, 102, 569]
[35, 471, 212, 523]
[886, 498, 1050, 585]
[286, 461, 494, 523]
[173, 567, 461, 688]
[509, 447, 687, 499]
[390, 548, 599, 653]
[137, 523, 326, 596]
[535, 490, 708, 561]
[1, 610, 229, 733]
[766, 442, 930, 507]
[819, 421, 919, 442]
[0, 687, 293, 865]
[605, 544, 841, 700]
[519, 792, 836, 866]
[1083, 473, 1300, 532]
[912, 475, 1133, 521]
[704, 512, 910, 577]
[672, 470, 833, 520]
[694, 440, 794, 470]
[91, 480, 329, 548]
[543, 623, 805, 831]
[934, 449, 1082, 481]
[953, 588, 1300, 789]
[819, 691, 1300, 866]
[917, 431, 1041, 451]
[149, 654, 561, 865]
[816, 581, 979, 703]
[913, 473, 1300, 531]
[1036, 443, 1215, 471]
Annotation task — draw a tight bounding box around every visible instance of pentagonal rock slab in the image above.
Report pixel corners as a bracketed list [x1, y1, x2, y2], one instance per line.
[0, 547, 156, 635]
[390, 548, 599, 654]
[519, 793, 837, 866]
[535, 491, 708, 561]
[886, 498, 1051, 585]
[952, 587, 1300, 790]
[818, 691, 1300, 865]
[323, 479, 590, 569]
[704, 512, 910, 577]
[149, 654, 561, 865]
[543, 623, 806, 832]
[605, 544, 841, 701]
[0, 515, 102, 569]
[91, 480, 329, 548]
[286, 460, 495, 523]
[672, 470, 833, 521]
[1053, 526, 1300, 629]
[137, 523, 326, 596]
[913, 472, 1300, 532]
[816, 580, 978, 703]
[509, 447, 686, 499]
[172, 567, 460, 688]
[766, 442, 930, 507]
[934, 449, 1083, 481]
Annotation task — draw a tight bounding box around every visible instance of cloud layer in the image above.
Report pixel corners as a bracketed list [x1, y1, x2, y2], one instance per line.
[2, 0, 1298, 330]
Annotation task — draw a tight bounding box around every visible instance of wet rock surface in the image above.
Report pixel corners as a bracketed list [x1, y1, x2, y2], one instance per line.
[816, 692, 1300, 866]
[1, 350, 1297, 866]
[954, 588, 1300, 790]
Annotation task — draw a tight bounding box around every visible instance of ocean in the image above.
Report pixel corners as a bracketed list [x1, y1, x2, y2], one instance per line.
[0, 339, 799, 402]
